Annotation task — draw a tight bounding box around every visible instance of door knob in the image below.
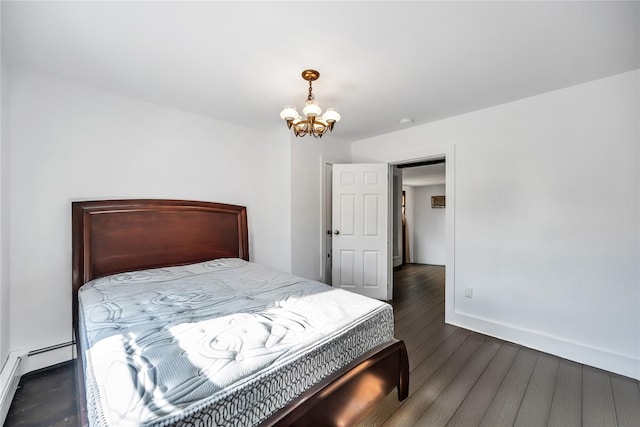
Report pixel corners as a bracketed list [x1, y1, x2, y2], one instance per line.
[334, 230, 340, 235]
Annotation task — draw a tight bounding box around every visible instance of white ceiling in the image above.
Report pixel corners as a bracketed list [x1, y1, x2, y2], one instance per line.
[2, 1, 639, 142]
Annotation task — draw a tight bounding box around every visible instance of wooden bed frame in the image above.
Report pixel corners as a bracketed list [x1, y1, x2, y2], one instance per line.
[72, 199, 409, 426]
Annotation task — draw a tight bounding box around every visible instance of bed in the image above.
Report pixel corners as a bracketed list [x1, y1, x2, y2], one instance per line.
[72, 199, 409, 426]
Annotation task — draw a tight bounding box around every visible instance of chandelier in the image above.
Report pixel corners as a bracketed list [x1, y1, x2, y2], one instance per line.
[280, 69, 341, 138]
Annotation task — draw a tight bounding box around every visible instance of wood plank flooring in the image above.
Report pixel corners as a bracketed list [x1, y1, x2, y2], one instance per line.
[5, 263, 640, 426]
[4, 360, 78, 426]
[358, 264, 640, 427]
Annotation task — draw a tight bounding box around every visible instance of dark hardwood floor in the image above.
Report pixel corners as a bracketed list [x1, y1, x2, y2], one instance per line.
[4, 361, 77, 426]
[358, 264, 640, 427]
[5, 264, 640, 426]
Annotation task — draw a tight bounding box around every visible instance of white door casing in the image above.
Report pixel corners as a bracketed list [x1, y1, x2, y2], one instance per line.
[323, 162, 333, 285]
[331, 163, 390, 300]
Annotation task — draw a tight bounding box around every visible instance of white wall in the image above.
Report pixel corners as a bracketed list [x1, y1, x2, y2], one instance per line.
[0, 9, 9, 369]
[7, 67, 292, 367]
[351, 71, 640, 380]
[411, 184, 446, 265]
[290, 134, 351, 281]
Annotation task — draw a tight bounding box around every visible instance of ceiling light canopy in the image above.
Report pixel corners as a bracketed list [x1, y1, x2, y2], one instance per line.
[280, 69, 341, 138]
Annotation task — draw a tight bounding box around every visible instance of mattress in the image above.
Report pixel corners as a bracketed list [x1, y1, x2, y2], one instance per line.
[77, 258, 395, 427]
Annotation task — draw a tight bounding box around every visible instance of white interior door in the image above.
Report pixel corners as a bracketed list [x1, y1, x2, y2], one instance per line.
[332, 163, 390, 300]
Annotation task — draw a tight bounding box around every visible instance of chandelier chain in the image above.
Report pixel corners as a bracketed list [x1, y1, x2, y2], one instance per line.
[307, 80, 314, 101]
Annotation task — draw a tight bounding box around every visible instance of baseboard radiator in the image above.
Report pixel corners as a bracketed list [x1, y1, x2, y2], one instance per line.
[0, 351, 25, 424]
[0, 341, 74, 424]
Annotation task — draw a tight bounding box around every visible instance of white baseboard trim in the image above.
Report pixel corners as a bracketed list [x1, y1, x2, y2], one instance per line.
[446, 311, 640, 380]
[0, 350, 27, 425]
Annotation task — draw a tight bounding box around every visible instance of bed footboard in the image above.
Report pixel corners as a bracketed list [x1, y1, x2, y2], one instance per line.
[264, 339, 409, 427]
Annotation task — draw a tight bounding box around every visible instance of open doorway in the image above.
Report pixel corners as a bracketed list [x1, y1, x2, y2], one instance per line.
[395, 158, 446, 267]
[322, 147, 454, 312]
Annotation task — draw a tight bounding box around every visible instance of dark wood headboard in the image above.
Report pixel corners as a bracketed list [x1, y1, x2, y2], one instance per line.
[71, 199, 249, 324]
